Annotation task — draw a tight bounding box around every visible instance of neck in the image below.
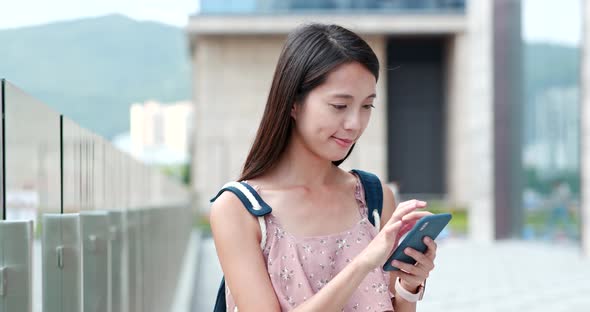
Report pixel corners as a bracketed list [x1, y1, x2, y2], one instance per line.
[267, 133, 339, 187]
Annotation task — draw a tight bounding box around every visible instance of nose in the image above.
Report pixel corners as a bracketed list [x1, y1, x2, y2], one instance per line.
[343, 110, 361, 132]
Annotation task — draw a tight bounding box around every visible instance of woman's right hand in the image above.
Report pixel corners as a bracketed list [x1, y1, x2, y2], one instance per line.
[358, 200, 431, 270]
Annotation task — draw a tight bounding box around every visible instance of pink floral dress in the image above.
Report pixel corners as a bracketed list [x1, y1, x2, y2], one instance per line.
[224, 175, 394, 311]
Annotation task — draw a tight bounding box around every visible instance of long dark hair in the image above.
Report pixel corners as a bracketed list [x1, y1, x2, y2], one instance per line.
[239, 23, 380, 181]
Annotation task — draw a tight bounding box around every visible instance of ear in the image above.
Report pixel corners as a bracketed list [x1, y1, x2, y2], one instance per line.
[290, 103, 298, 120]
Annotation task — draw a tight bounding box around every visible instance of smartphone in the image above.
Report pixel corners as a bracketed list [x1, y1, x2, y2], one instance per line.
[383, 213, 452, 271]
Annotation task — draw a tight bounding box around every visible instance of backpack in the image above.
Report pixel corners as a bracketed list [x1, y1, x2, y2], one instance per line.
[209, 169, 384, 312]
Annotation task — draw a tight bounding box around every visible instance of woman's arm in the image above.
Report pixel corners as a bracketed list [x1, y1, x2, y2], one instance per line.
[210, 192, 281, 311]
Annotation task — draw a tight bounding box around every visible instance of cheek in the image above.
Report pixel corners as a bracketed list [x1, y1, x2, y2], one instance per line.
[315, 114, 342, 139]
[298, 107, 339, 137]
[359, 111, 372, 132]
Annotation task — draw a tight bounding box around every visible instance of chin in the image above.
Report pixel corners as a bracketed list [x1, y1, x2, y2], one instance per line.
[314, 143, 352, 162]
[325, 151, 351, 162]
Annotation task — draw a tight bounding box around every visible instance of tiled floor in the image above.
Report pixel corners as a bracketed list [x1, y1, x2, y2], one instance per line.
[192, 236, 590, 312]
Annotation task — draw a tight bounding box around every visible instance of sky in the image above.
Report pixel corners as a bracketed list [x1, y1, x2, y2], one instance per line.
[522, 0, 581, 45]
[0, 0, 200, 29]
[0, 0, 583, 45]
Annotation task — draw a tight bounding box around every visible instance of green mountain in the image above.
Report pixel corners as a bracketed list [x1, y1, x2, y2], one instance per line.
[524, 42, 579, 100]
[0, 14, 192, 139]
[522, 42, 580, 144]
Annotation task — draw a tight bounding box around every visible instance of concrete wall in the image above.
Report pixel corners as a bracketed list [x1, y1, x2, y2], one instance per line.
[191, 35, 284, 210]
[465, 0, 495, 242]
[446, 33, 472, 208]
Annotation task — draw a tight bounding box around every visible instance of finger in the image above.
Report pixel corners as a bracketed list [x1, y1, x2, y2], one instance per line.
[392, 202, 427, 224]
[401, 211, 432, 223]
[386, 200, 426, 225]
[385, 208, 411, 226]
[396, 220, 420, 237]
[398, 222, 416, 236]
[396, 218, 426, 242]
[391, 260, 421, 275]
[404, 248, 434, 271]
[423, 237, 438, 260]
[397, 199, 427, 212]
[384, 208, 409, 226]
[394, 212, 433, 239]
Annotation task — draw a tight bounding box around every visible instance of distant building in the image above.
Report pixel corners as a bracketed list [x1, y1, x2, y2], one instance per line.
[129, 100, 193, 165]
[524, 86, 579, 177]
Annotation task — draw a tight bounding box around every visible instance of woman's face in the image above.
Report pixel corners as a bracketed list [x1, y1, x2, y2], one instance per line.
[291, 61, 377, 162]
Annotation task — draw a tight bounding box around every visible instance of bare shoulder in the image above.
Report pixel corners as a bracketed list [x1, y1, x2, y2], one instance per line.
[209, 190, 261, 242]
[340, 168, 361, 187]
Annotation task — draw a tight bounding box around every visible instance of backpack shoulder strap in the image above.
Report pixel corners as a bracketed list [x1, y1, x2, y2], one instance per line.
[210, 181, 272, 250]
[213, 277, 227, 312]
[350, 169, 383, 230]
[210, 181, 272, 216]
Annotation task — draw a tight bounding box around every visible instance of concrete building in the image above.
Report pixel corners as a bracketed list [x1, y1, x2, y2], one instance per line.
[130, 100, 193, 164]
[187, 0, 589, 254]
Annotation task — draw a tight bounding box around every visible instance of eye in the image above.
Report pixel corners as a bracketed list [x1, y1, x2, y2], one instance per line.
[363, 104, 375, 110]
[331, 104, 347, 110]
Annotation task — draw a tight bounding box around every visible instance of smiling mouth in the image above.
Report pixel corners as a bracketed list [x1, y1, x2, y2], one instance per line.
[332, 136, 354, 147]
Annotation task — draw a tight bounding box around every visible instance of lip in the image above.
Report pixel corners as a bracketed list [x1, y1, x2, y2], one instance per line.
[332, 136, 354, 147]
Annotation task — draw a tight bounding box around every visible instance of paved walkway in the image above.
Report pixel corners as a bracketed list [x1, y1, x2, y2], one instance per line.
[418, 239, 590, 312]
[191, 236, 590, 311]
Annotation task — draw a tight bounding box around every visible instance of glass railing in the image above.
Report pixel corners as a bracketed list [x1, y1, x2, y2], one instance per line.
[0, 79, 192, 312]
[3, 80, 61, 225]
[198, 0, 466, 15]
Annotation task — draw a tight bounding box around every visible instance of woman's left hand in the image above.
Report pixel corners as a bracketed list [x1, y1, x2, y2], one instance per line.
[391, 236, 437, 292]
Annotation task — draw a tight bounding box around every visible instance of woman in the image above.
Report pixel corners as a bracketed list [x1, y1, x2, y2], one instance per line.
[210, 23, 437, 312]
